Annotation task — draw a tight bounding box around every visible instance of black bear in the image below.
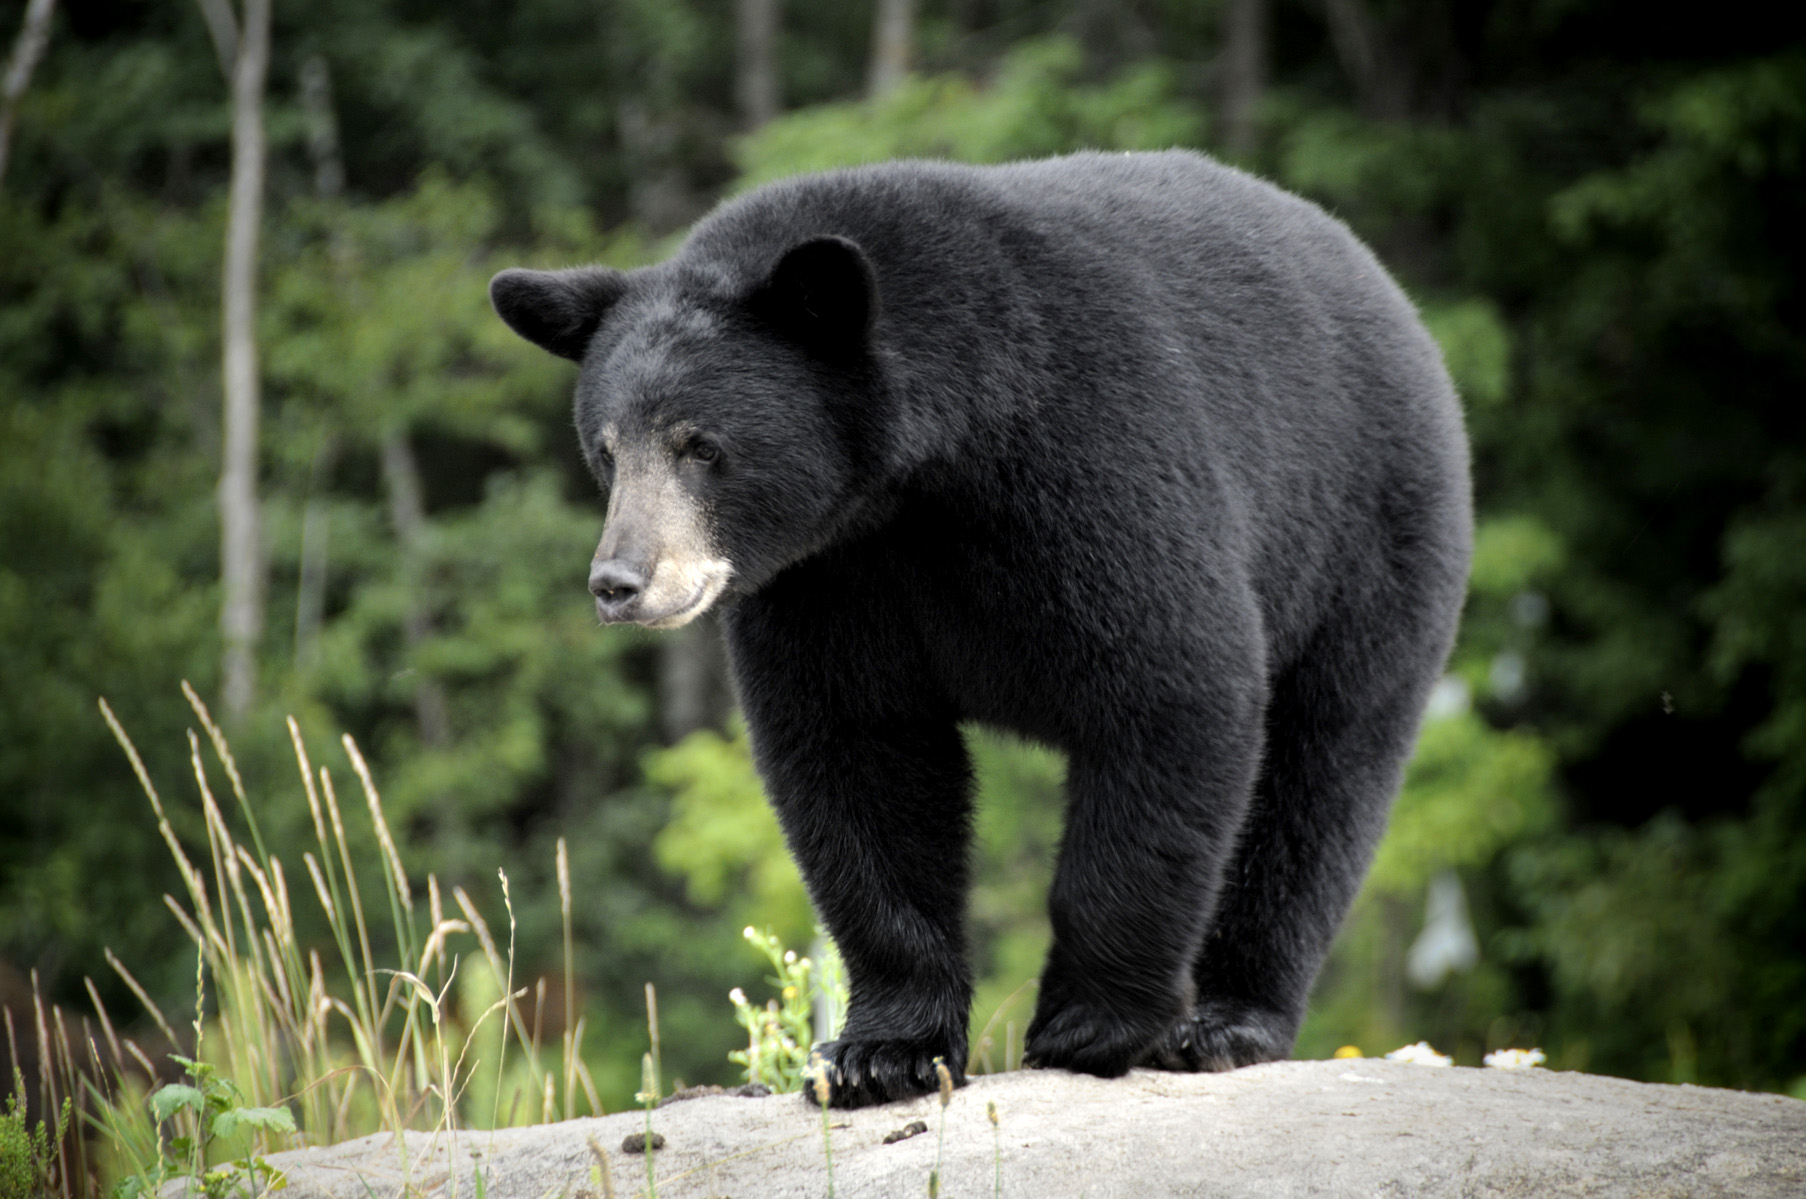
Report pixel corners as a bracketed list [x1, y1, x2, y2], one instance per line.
[490, 151, 1471, 1108]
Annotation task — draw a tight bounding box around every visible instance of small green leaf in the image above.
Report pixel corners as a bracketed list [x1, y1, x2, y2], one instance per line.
[150, 1083, 206, 1123]
[214, 1106, 298, 1140]
[254, 1160, 289, 1191]
[110, 1176, 146, 1199]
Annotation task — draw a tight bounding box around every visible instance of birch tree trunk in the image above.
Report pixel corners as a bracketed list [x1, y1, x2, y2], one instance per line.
[218, 0, 270, 721]
[735, 0, 780, 131]
[0, 0, 57, 187]
[867, 0, 916, 99]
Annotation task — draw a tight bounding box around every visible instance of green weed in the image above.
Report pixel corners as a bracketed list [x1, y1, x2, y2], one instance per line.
[727, 928, 847, 1093]
[1, 1068, 71, 1199]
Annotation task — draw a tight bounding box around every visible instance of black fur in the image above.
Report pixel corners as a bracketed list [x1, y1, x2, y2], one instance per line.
[491, 151, 1472, 1108]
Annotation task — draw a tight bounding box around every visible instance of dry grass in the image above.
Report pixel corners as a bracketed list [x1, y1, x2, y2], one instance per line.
[5, 684, 601, 1197]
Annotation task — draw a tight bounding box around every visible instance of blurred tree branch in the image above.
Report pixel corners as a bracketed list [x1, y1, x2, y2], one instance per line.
[0, 0, 56, 187]
[194, 0, 238, 81]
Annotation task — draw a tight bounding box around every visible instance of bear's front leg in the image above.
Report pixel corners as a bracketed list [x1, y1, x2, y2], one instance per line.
[1024, 699, 1265, 1078]
[725, 587, 976, 1108]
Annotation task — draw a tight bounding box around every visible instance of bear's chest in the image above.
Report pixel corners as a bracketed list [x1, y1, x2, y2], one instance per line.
[885, 509, 1149, 746]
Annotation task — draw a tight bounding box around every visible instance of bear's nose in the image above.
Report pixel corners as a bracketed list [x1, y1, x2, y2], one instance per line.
[589, 560, 646, 612]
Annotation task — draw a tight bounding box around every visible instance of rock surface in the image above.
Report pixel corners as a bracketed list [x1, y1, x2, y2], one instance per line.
[220, 1060, 1806, 1198]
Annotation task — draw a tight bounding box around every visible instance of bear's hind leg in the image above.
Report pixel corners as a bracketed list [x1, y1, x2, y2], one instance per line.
[1024, 693, 1267, 1078]
[1147, 618, 1447, 1072]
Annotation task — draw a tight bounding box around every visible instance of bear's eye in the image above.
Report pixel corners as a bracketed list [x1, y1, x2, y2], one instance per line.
[687, 438, 720, 465]
[591, 446, 615, 478]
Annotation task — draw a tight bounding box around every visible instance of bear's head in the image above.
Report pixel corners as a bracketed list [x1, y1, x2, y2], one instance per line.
[489, 236, 884, 628]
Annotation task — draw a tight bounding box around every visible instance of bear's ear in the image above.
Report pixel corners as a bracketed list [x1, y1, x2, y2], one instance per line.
[749, 236, 879, 361]
[489, 266, 627, 361]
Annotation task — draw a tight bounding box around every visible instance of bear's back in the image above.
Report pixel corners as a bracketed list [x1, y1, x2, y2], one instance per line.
[681, 152, 1452, 460]
[678, 153, 1469, 663]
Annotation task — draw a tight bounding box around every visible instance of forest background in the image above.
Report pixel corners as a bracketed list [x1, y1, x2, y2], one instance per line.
[1, 0, 1803, 1151]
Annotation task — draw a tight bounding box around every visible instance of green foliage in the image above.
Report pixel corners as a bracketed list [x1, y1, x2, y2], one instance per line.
[1420, 298, 1512, 408]
[1367, 709, 1557, 897]
[735, 37, 1203, 189]
[0, 1073, 70, 1199]
[650, 722, 814, 943]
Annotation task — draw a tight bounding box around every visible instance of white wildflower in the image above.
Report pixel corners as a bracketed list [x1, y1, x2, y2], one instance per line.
[729, 987, 747, 1006]
[1483, 1047, 1546, 1070]
[1385, 1041, 1453, 1067]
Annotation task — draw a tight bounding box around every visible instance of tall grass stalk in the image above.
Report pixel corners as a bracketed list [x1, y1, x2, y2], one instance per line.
[928, 1058, 954, 1199]
[638, 1053, 659, 1199]
[987, 1100, 1002, 1198]
[638, 983, 664, 1198]
[0, 690, 607, 1198]
[810, 1053, 834, 1199]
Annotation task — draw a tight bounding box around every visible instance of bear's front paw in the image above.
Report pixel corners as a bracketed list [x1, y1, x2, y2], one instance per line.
[1141, 1000, 1294, 1072]
[1021, 997, 1161, 1078]
[805, 1037, 966, 1109]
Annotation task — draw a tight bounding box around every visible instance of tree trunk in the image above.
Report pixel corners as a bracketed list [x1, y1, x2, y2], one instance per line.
[947, 0, 986, 37]
[381, 433, 451, 748]
[293, 435, 335, 672]
[735, 0, 780, 131]
[1321, 0, 1409, 120]
[1071, 0, 1154, 76]
[218, 0, 270, 722]
[299, 53, 345, 198]
[618, 99, 694, 234]
[1219, 0, 1267, 155]
[293, 55, 342, 677]
[658, 616, 734, 744]
[867, 0, 916, 99]
[0, 0, 57, 188]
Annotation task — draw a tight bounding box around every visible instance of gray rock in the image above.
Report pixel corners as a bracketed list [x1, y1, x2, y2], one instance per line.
[201, 1060, 1806, 1198]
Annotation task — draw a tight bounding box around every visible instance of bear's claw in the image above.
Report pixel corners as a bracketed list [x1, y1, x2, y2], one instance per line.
[1021, 996, 1161, 1078]
[805, 1037, 967, 1109]
[1141, 1000, 1294, 1072]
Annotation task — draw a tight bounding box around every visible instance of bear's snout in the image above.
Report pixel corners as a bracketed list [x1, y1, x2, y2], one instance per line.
[589, 558, 647, 622]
